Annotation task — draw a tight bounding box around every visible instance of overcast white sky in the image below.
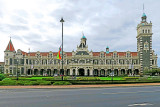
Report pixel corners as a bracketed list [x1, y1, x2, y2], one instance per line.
[0, 0, 159, 67]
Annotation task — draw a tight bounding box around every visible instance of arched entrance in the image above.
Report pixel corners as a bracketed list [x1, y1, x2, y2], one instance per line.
[87, 69, 90, 76]
[27, 69, 32, 75]
[34, 69, 38, 75]
[53, 69, 58, 76]
[93, 69, 98, 76]
[79, 68, 84, 76]
[114, 69, 118, 76]
[134, 69, 139, 75]
[40, 69, 44, 75]
[60, 69, 64, 76]
[121, 69, 125, 75]
[100, 69, 105, 77]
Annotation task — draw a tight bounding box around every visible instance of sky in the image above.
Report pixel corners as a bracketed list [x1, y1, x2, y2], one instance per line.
[0, 0, 159, 67]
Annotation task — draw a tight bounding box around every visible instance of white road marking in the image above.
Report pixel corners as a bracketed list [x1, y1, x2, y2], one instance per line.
[128, 103, 153, 106]
[102, 90, 160, 95]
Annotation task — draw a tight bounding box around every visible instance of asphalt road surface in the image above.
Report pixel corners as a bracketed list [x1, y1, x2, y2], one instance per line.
[0, 86, 160, 107]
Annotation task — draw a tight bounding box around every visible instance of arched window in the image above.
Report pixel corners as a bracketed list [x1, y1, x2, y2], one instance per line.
[145, 30, 147, 33]
[143, 29, 144, 33]
[148, 29, 150, 33]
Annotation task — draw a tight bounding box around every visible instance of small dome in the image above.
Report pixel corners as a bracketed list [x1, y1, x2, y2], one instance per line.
[142, 13, 146, 17]
[106, 46, 109, 48]
[82, 35, 86, 39]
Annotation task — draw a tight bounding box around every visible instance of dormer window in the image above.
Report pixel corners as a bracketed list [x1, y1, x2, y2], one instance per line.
[113, 53, 117, 58]
[127, 53, 130, 57]
[37, 53, 40, 58]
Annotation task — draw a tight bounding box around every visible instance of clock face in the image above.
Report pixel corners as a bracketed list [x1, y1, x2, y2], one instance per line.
[145, 44, 148, 48]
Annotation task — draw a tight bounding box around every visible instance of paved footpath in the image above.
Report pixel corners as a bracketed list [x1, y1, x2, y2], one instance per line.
[0, 83, 160, 89]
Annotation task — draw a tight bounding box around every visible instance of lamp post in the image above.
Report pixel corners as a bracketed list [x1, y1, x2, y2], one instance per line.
[111, 55, 114, 82]
[16, 58, 19, 80]
[60, 17, 64, 81]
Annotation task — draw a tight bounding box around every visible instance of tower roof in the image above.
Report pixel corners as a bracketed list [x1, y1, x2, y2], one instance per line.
[5, 39, 15, 52]
[142, 13, 146, 17]
[106, 46, 109, 48]
[82, 35, 86, 39]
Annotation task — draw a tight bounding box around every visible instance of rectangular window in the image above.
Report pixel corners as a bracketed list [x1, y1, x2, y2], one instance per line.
[26, 59, 28, 64]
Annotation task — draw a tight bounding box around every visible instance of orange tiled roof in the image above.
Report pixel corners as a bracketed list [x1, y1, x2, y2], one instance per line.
[29, 52, 36, 56]
[5, 39, 15, 52]
[0, 62, 4, 65]
[53, 52, 58, 56]
[117, 52, 126, 56]
[40, 52, 49, 56]
[66, 52, 72, 56]
[131, 52, 138, 56]
[93, 52, 100, 56]
[106, 52, 113, 56]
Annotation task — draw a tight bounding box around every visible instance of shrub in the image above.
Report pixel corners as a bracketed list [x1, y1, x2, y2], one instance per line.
[2, 78, 11, 81]
[0, 74, 5, 81]
[16, 81, 26, 85]
[38, 80, 51, 85]
[53, 81, 72, 85]
[24, 81, 39, 86]
[0, 80, 16, 86]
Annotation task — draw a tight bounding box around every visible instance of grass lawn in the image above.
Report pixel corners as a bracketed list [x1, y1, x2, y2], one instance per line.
[99, 77, 124, 80]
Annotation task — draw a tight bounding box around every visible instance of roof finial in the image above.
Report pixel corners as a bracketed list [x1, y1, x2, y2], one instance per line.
[82, 31, 84, 36]
[28, 48, 30, 53]
[143, 3, 144, 13]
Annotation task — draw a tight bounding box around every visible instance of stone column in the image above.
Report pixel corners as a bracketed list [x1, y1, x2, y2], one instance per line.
[70, 69, 73, 76]
[85, 68, 87, 76]
[105, 70, 108, 77]
[38, 69, 40, 75]
[75, 68, 78, 76]
[51, 69, 53, 76]
[118, 69, 121, 76]
[90, 68, 93, 76]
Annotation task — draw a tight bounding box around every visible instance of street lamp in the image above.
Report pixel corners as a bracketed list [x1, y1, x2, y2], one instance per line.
[111, 55, 114, 82]
[60, 17, 64, 81]
[16, 58, 19, 80]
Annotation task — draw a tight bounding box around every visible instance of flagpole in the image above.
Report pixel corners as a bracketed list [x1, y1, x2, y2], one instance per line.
[60, 17, 64, 81]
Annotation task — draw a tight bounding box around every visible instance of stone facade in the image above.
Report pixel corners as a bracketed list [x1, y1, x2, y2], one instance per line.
[4, 13, 158, 76]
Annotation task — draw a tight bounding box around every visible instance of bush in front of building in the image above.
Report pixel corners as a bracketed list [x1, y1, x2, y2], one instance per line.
[0, 74, 5, 81]
[24, 81, 40, 85]
[53, 81, 72, 85]
[0, 80, 16, 85]
[37, 80, 52, 85]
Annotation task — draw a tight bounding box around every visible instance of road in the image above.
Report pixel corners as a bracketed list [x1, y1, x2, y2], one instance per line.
[0, 86, 160, 107]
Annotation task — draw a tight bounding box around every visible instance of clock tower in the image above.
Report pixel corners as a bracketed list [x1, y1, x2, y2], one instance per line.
[137, 12, 153, 74]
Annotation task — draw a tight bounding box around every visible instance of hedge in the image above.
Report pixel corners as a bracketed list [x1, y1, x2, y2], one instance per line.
[53, 81, 72, 85]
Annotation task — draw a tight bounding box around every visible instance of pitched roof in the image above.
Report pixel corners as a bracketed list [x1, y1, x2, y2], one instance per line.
[117, 52, 126, 56]
[93, 52, 100, 56]
[0, 62, 4, 65]
[5, 39, 15, 52]
[66, 52, 72, 56]
[131, 52, 138, 56]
